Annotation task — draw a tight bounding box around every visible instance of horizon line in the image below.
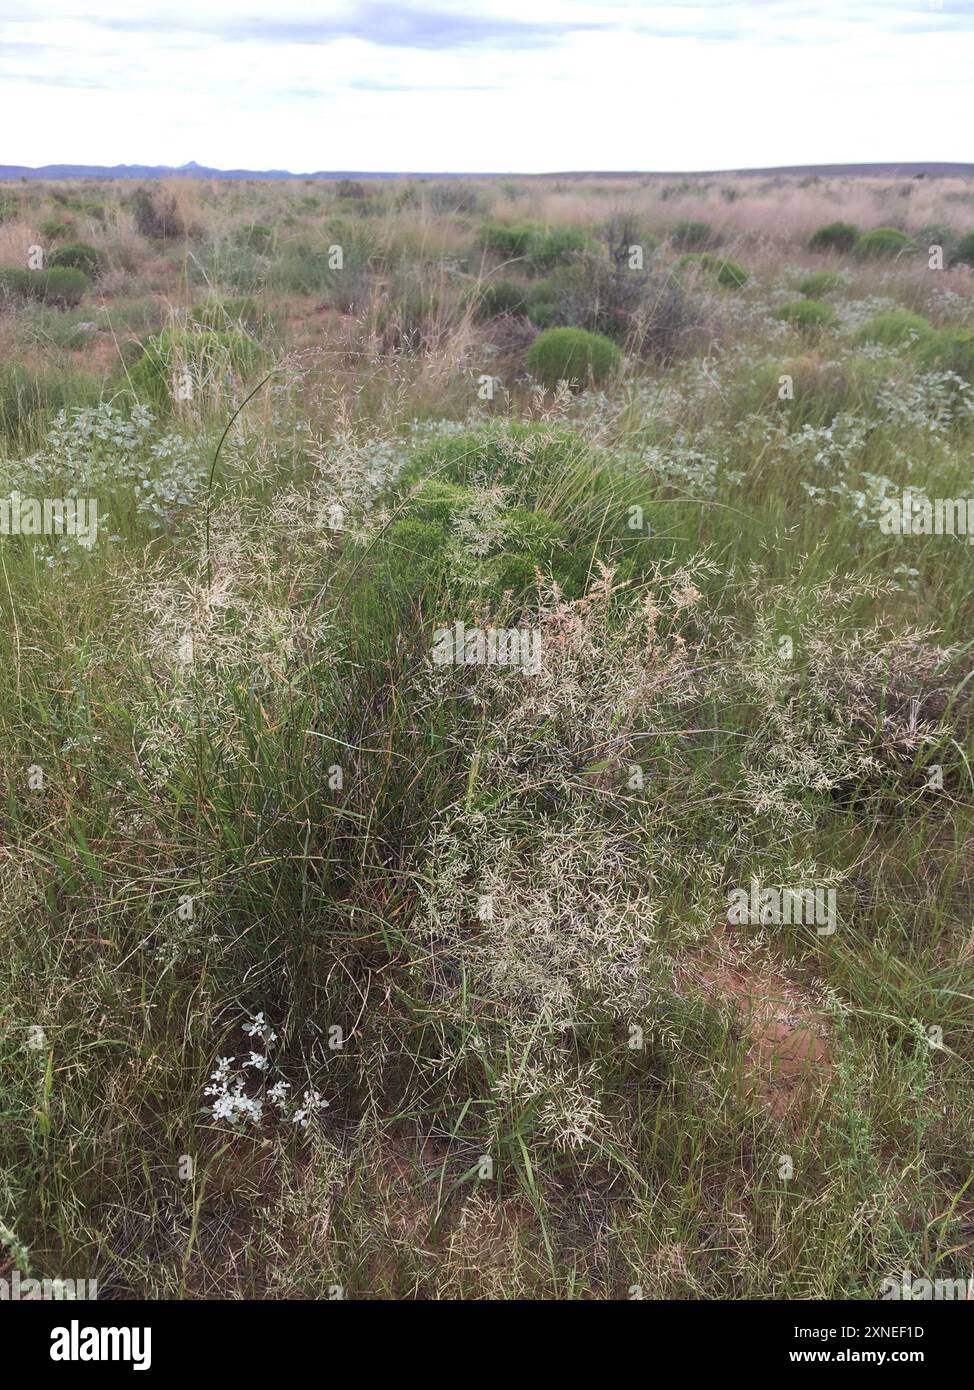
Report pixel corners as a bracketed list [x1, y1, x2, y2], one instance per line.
[3, 159, 974, 181]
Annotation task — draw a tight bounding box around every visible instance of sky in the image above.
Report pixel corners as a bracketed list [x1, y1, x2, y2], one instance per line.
[1, 1, 972, 172]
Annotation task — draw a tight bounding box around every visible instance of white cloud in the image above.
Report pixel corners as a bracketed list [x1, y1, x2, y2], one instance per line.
[2, 1, 971, 170]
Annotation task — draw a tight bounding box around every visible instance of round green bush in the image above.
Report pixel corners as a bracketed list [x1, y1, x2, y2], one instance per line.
[775, 299, 838, 332]
[956, 231, 974, 267]
[798, 271, 846, 297]
[49, 242, 104, 278]
[808, 221, 860, 253]
[0, 265, 90, 307]
[855, 228, 913, 260]
[38, 267, 90, 307]
[709, 256, 748, 289]
[857, 309, 935, 347]
[670, 220, 714, 250]
[524, 326, 622, 388]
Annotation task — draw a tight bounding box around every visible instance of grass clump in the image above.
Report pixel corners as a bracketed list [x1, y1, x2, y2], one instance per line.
[235, 223, 275, 253]
[682, 252, 748, 288]
[670, 220, 715, 250]
[798, 270, 846, 297]
[482, 222, 541, 260]
[38, 217, 74, 240]
[0, 266, 90, 307]
[956, 231, 974, 267]
[373, 476, 572, 601]
[857, 309, 936, 347]
[808, 220, 860, 253]
[917, 328, 974, 380]
[265, 239, 370, 305]
[131, 186, 197, 240]
[524, 326, 623, 387]
[124, 326, 268, 413]
[14, 305, 100, 351]
[465, 279, 529, 320]
[855, 227, 914, 259]
[526, 224, 588, 271]
[775, 298, 838, 333]
[49, 242, 104, 278]
[189, 296, 268, 332]
[0, 363, 102, 445]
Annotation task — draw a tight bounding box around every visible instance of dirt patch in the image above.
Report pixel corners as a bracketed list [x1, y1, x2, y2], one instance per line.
[690, 927, 832, 1119]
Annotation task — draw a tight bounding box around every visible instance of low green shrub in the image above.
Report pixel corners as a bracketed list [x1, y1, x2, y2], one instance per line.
[527, 225, 588, 271]
[855, 227, 913, 260]
[775, 299, 838, 332]
[0, 265, 90, 307]
[49, 242, 104, 278]
[525, 326, 623, 387]
[808, 221, 860, 253]
[398, 422, 658, 592]
[38, 218, 74, 240]
[857, 309, 935, 346]
[708, 255, 748, 289]
[374, 477, 570, 603]
[917, 328, 974, 379]
[482, 222, 542, 260]
[798, 270, 846, 297]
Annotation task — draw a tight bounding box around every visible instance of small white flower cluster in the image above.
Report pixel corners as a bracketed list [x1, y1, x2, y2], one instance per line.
[204, 1014, 329, 1132]
[205, 1056, 264, 1126]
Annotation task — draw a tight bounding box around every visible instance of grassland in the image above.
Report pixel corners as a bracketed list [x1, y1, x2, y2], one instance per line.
[1, 170, 974, 1299]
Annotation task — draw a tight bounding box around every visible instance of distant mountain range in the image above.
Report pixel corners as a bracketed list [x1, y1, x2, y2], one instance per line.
[0, 161, 481, 181]
[1, 160, 973, 181]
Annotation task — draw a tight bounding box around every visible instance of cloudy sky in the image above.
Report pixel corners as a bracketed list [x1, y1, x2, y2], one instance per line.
[2, 1, 971, 172]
